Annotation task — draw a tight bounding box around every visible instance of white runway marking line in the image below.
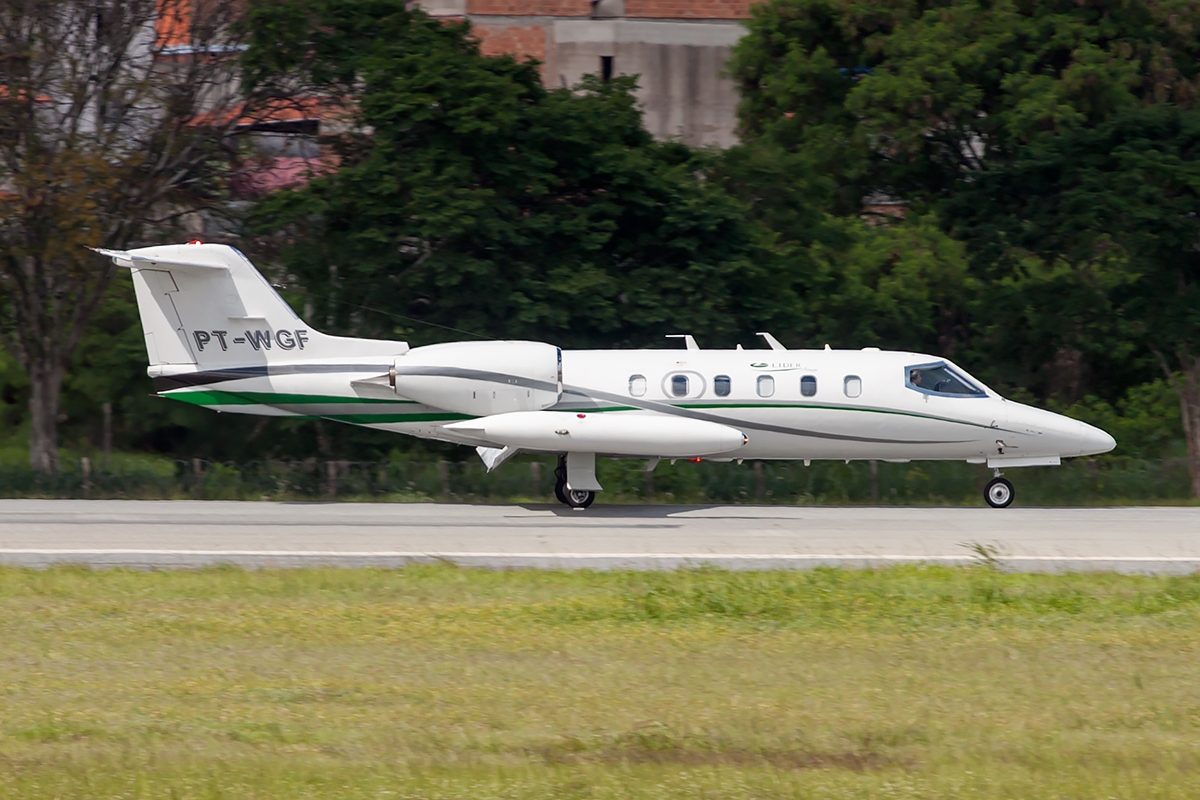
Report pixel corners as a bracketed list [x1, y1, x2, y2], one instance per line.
[3, 550, 1200, 563]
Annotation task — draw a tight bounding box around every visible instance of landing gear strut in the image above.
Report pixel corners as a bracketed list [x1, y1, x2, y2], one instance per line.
[554, 455, 595, 509]
[984, 471, 1014, 508]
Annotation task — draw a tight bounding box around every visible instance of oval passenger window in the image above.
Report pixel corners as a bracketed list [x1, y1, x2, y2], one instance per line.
[800, 375, 817, 397]
[844, 375, 862, 398]
[671, 374, 689, 397]
[757, 375, 775, 398]
[629, 374, 646, 397]
[714, 375, 731, 397]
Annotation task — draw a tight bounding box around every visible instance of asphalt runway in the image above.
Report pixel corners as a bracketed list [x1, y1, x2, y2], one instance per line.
[1, 499, 1198, 573]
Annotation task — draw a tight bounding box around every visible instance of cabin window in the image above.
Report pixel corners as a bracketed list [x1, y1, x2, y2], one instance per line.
[843, 375, 862, 398]
[714, 375, 731, 397]
[757, 375, 775, 398]
[671, 374, 689, 397]
[905, 362, 986, 397]
[629, 374, 647, 397]
[800, 375, 817, 397]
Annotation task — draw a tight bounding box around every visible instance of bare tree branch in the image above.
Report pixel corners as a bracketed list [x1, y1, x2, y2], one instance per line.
[0, 0, 266, 471]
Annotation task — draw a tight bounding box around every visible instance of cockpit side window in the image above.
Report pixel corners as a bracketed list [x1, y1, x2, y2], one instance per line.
[905, 362, 986, 397]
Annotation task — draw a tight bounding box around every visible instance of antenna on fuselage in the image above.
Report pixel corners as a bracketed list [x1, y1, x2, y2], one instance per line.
[666, 334, 699, 351]
[756, 332, 787, 351]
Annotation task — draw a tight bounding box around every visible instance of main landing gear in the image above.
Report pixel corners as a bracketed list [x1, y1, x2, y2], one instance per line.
[985, 470, 1014, 508]
[554, 455, 595, 509]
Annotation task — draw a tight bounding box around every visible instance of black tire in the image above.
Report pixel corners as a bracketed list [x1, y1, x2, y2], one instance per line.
[553, 456, 568, 504]
[563, 488, 595, 509]
[984, 477, 1014, 508]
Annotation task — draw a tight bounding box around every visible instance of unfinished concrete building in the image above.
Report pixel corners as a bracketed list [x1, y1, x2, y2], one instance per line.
[415, 1, 751, 147]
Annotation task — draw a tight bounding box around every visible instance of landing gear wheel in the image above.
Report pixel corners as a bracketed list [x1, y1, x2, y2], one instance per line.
[563, 488, 596, 509]
[985, 477, 1014, 508]
[554, 456, 568, 505]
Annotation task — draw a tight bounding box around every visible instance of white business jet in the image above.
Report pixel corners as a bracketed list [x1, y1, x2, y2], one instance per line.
[93, 242, 1115, 508]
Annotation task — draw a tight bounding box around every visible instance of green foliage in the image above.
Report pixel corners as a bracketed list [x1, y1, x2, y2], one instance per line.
[729, 0, 1189, 215]
[730, 0, 1200, 477]
[801, 214, 974, 353]
[245, 1, 787, 348]
[944, 106, 1200, 393]
[0, 347, 26, 443]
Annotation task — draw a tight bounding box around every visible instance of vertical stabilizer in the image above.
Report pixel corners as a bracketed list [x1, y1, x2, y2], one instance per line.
[94, 243, 406, 370]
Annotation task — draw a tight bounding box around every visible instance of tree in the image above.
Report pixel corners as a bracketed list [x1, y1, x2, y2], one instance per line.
[945, 107, 1200, 495]
[0, 0, 253, 472]
[730, 0, 1200, 493]
[719, 1, 974, 356]
[242, 1, 790, 350]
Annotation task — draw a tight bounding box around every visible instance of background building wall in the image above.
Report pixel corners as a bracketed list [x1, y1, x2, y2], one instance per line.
[415, 0, 749, 147]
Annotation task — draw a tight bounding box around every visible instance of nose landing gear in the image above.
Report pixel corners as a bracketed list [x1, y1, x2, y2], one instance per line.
[985, 470, 1014, 508]
[554, 455, 596, 509]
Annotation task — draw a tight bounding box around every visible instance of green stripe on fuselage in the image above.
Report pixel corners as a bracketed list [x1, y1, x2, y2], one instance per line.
[162, 390, 417, 407]
[162, 390, 997, 432]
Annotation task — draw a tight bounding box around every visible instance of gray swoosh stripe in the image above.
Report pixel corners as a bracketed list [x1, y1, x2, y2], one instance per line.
[559, 386, 974, 446]
[393, 366, 561, 394]
[154, 364, 393, 391]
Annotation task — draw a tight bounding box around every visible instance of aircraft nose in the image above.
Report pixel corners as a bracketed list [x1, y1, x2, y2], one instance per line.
[1078, 421, 1116, 456]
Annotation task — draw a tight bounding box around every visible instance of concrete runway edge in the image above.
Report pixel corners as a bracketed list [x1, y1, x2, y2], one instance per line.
[2, 500, 1198, 575]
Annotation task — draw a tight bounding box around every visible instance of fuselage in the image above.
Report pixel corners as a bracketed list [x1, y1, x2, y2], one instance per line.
[159, 346, 1115, 464]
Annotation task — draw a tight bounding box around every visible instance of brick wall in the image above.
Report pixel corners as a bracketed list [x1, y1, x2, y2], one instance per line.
[625, 0, 752, 17]
[466, 0, 591, 14]
[474, 24, 549, 63]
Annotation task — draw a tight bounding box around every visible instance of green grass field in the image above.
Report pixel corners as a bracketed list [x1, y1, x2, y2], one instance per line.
[3, 565, 1199, 799]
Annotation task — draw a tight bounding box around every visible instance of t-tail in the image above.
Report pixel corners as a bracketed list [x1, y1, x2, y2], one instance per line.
[92, 242, 407, 393]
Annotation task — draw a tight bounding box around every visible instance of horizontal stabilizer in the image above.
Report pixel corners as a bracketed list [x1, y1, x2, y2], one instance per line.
[91, 247, 229, 271]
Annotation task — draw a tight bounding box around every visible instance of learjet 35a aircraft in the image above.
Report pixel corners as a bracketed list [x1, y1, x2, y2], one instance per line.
[94, 242, 1116, 508]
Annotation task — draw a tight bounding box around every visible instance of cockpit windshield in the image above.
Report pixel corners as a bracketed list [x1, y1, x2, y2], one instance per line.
[906, 362, 986, 397]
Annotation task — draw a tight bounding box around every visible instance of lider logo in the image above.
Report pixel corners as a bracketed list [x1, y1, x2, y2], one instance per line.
[750, 361, 805, 372]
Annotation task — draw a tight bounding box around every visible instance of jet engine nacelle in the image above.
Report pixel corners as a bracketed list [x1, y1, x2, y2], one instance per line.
[391, 340, 561, 417]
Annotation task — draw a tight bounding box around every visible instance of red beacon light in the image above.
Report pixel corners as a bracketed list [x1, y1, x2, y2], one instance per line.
[187, 239, 203, 245]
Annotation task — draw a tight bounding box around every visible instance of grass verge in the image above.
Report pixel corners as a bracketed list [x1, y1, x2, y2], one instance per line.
[2, 565, 1199, 798]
